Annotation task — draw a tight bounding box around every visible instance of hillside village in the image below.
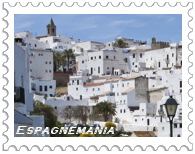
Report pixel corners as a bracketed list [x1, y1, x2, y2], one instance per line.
[14, 18, 182, 137]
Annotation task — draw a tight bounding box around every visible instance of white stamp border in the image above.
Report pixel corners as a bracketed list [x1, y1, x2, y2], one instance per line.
[1, 0, 194, 151]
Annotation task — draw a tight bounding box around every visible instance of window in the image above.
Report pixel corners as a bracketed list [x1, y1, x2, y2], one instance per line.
[174, 123, 177, 128]
[114, 56, 115, 59]
[67, 96, 70, 101]
[30, 61, 32, 64]
[132, 62, 134, 65]
[93, 88, 95, 91]
[107, 67, 109, 69]
[142, 109, 144, 112]
[77, 80, 79, 85]
[135, 119, 137, 122]
[45, 70, 48, 73]
[44, 86, 47, 91]
[49, 61, 51, 64]
[124, 109, 126, 113]
[49, 70, 51, 73]
[180, 123, 182, 128]
[98, 67, 100, 73]
[94, 56, 96, 59]
[120, 109, 122, 113]
[140, 53, 142, 58]
[124, 100, 125, 103]
[133, 54, 135, 58]
[124, 58, 128, 63]
[99, 56, 101, 59]
[82, 60, 84, 64]
[91, 57, 93, 60]
[122, 83, 124, 87]
[76, 87, 78, 91]
[106, 55, 109, 59]
[30, 69, 32, 72]
[98, 88, 100, 91]
[35, 44, 37, 47]
[45, 61, 47, 64]
[39, 86, 42, 91]
[180, 81, 182, 88]
[80, 95, 82, 100]
[172, 53, 174, 57]
[55, 106, 57, 109]
[49, 86, 52, 89]
[158, 62, 161, 68]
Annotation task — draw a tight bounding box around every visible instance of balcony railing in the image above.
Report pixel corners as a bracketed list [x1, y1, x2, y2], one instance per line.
[14, 86, 25, 104]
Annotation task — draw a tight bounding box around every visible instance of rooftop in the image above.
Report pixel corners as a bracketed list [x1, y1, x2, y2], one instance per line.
[84, 82, 104, 87]
[122, 88, 134, 94]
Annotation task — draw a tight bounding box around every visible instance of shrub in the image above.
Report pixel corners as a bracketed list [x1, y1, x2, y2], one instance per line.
[79, 133, 95, 137]
[105, 122, 116, 129]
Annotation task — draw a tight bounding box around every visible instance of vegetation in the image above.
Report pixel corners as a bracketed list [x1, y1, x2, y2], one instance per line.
[62, 49, 75, 71]
[79, 133, 95, 137]
[105, 122, 116, 129]
[95, 101, 116, 121]
[113, 38, 128, 48]
[53, 49, 75, 72]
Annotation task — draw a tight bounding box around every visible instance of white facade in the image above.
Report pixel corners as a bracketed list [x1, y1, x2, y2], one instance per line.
[14, 43, 45, 137]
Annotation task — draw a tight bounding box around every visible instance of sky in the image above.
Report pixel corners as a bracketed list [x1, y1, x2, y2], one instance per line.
[14, 14, 182, 44]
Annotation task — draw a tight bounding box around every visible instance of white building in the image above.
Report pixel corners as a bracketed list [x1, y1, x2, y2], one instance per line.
[14, 43, 45, 137]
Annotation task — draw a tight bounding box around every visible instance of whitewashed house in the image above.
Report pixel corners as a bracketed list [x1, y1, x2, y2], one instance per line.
[14, 43, 45, 137]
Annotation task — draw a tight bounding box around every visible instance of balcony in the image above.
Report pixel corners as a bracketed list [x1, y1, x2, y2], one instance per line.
[14, 87, 25, 104]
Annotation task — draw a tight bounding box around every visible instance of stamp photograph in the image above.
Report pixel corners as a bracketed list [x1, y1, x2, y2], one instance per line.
[1, 0, 194, 152]
[14, 14, 182, 138]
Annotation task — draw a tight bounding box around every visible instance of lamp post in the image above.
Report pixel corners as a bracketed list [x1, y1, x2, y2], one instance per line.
[158, 105, 164, 122]
[163, 96, 179, 137]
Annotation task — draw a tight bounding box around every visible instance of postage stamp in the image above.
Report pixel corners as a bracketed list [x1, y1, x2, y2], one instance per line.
[0, 0, 194, 152]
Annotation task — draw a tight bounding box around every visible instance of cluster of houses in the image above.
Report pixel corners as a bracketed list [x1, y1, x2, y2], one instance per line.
[14, 18, 182, 137]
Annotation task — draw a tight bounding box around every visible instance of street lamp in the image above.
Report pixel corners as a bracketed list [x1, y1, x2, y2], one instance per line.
[163, 96, 179, 137]
[158, 105, 164, 122]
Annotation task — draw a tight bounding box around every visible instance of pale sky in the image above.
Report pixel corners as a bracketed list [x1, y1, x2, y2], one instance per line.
[14, 14, 182, 44]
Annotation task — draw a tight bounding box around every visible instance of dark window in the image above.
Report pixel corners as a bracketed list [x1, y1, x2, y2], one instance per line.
[180, 81, 182, 88]
[158, 62, 161, 68]
[45, 61, 47, 64]
[120, 109, 122, 113]
[174, 123, 177, 128]
[180, 123, 182, 128]
[77, 80, 79, 85]
[49, 70, 51, 73]
[35, 44, 37, 47]
[44, 86, 47, 91]
[133, 54, 135, 58]
[82, 60, 84, 64]
[106, 55, 109, 59]
[172, 53, 174, 57]
[91, 57, 93, 60]
[67, 96, 70, 101]
[135, 119, 137, 122]
[76, 87, 78, 91]
[30, 61, 32, 64]
[39, 86, 42, 91]
[140, 53, 142, 58]
[124, 109, 126, 113]
[132, 62, 134, 65]
[55, 106, 57, 109]
[80, 95, 82, 100]
[49, 61, 51, 64]
[114, 56, 115, 59]
[99, 56, 101, 59]
[49, 86, 52, 89]
[98, 67, 100, 73]
[124, 58, 128, 63]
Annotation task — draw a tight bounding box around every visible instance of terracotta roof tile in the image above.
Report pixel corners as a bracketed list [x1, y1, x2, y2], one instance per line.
[84, 82, 104, 87]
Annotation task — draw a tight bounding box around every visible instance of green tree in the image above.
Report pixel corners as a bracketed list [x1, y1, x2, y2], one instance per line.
[113, 38, 128, 48]
[31, 101, 57, 136]
[53, 50, 63, 72]
[96, 101, 116, 122]
[62, 49, 75, 71]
